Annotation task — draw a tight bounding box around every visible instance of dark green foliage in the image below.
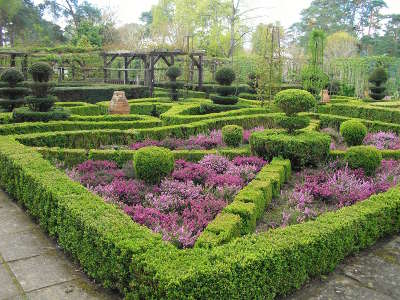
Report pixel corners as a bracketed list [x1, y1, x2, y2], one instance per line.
[369, 67, 388, 100]
[26, 96, 57, 112]
[0, 68, 29, 111]
[215, 67, 236, 86]
[345, 146, 382, 176]
[222, 125, 243, 147]
[247, 72, 258, 90]
[328, 79, 340, 95]
[31, 82, 53, 98]
[166, 66, 183, 101]
[216, 86, 236, 96]
[198, 103, 242, 114]
[133, 146, 174, 184]
[25, 61, 56, 114]
[210, 94, 238, 105]
[52, 86, 149, 103]
[250, 130, 331, 169]
[340, 119, 367, 146]
[274, 89, 316, 116]
[301, 66, 329, 96]
[0, 68, 24, 87]
[29, 62, 53, 82]
[278, 115, 310, 133]
[150, 105, 160, 117]
[369, 67, 388, 86]
[165, 66, 182, 81]
[12, 107, 70, 123]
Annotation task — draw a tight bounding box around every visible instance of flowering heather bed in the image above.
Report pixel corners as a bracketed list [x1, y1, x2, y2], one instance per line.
[67, 155, 267, 248]
[363, 131, 400, 150]
[326, 129, 400, 151]
[265, 160, 400, 229]
[129, 127, 264, 150]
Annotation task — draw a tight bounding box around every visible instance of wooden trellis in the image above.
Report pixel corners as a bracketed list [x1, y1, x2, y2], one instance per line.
[102, 50, 206, 96]
[0, 51, 28, 79]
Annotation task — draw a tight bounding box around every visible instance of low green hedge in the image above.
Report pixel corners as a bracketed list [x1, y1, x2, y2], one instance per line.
[317, 103, 400, 124]
[1, 136, 400, 299]
[330, 149, 400, 161]
[160, 104, 269, 125]
[12, 107, 70, 123]
[250, 130, 331, 168]
[315, 113, 400, 134]
[0, 118, 161, 136]
[52, 85, 149, 103]
[196, 158, 291, 248]
[16, 113, 284, 148]
[37, 147, 251, 168]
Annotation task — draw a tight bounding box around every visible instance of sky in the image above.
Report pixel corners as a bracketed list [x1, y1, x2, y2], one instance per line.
[87, 0, 400, 29]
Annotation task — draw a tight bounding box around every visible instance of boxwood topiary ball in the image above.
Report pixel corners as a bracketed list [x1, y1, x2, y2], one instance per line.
[345, 146, 382, 176]
[340, 119, 367, 146]
[215, 67, 236, 86]
[0, 68, 24, 87]
[278, 115, 310, 133]
[133, 146, 174, 184]
[166, 66, 182, 81]
[29, 62, 53, 82]
[222, 125, 243, 147]
[274, 89, 316, 116]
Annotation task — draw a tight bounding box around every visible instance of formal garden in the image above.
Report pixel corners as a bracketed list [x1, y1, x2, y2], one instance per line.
[0, 0, 400, 299]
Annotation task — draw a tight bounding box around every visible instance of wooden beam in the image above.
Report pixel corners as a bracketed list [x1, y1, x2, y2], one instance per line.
[124, 56, 129, 84]
[198, 55, 203, 89]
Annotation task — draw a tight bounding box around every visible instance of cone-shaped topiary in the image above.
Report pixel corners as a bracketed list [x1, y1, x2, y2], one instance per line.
[369, 67, 388, 101]
[0, 68, 24, 88]
[211, 67, 238, 105]
[0, 68, 29, 111]
[29, 62, 53, 82]
[26, 62, 55, 112]
[165, 66, 183, 101]
[133, 146, 175, 184]
[166, 66, 182, 81]
[215, 67, 236, 86]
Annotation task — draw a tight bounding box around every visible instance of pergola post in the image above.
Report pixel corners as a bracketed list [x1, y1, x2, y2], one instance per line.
[103, 54, 108, 83]
[124, 56, 129, 84]
[198, 55, 204, 89]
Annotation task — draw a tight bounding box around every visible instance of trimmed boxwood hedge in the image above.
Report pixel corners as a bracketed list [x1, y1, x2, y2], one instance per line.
[250, 130, 331, 168]
[15, 113, 284, 148]
[52, 85, 149, 103]
[0, 117, 162, 136]
[317, 102, 400, 124]
[1, 136, 400, 299]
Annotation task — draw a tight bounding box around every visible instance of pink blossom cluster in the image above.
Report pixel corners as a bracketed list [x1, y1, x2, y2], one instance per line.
[363, 131, 400, 150]
[67, 155, 266, 248]
[129, 127, 265, 151]
[285, 160, 400, 225]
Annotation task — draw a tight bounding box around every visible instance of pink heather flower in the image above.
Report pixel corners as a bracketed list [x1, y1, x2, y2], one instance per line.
[243, 126, 264, 144]
[199, 154, 232, 174]
[363, 131, 400, 150]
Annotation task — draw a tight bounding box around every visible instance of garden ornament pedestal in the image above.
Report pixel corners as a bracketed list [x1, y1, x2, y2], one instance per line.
[321, 89, 330, 103]
[109, 91, 130, 115]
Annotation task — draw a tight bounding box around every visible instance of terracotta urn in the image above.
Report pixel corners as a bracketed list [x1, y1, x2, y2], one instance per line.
[109, 91, 130, 115]
[321, 89, 330, 104]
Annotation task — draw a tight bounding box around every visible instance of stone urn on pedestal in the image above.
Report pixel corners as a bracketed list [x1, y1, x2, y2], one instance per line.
[109, 91, 130, 115]
[321, 89, 330, 104]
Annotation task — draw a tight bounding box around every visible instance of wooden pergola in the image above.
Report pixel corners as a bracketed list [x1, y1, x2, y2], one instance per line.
[102, 50, 206, 96]
[0, 51, 28, 79]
